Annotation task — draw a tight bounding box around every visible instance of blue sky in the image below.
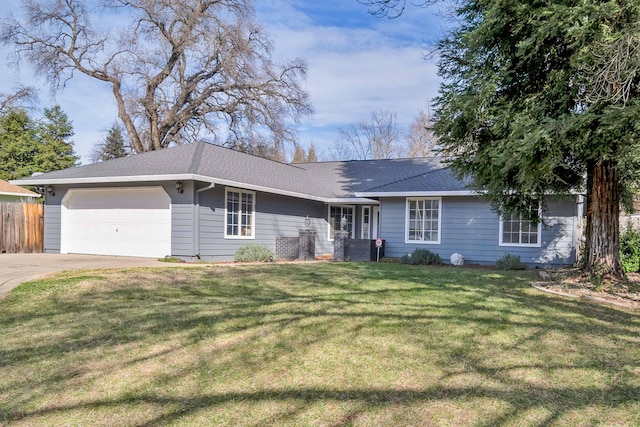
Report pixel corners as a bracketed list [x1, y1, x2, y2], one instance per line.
[0, 0, 442, 163]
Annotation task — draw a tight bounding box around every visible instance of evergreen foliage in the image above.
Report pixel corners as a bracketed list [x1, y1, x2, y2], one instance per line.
[620, 223, 640, 273]
[0, 106, 78, 180]
[434, 0, 640, 277]
[91, 123, 131, 163]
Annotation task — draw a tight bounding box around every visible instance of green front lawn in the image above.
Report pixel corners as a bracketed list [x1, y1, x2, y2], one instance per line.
[1, 263, 639, 426]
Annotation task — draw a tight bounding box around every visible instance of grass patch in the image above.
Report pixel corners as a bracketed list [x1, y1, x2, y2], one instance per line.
[1, 263, 639, 426]
[10, 274, 108, 295]
[158, 256, 185, 263]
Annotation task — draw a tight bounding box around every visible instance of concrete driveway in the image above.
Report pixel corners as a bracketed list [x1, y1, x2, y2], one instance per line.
[0, 253, 171, 298]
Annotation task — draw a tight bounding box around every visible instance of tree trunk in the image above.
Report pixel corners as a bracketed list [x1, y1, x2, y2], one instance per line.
[585, 159, 623, 278]
[112, 81, 145, 154]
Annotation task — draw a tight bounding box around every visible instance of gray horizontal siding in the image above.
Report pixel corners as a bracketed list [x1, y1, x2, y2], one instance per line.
[171, 204, 195, 256]
[380, 196, 577, 266]
[198, 186, 331, 261]
[43, 204, 61, 253]
[43, 182, 193, 257]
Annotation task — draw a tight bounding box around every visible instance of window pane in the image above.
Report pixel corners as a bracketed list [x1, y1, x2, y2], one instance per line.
[503, 219, 513, 234]
[329, 206, 354, 239]
[407, 199, 439, 242]
[362, 207, 370, 239]
[226, 191, 239, 236]
[227, 190, 253, 237]
[501, 209, 539, 245]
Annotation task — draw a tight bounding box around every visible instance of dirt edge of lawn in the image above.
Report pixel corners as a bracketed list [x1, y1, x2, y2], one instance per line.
[534, 269, 640, 311]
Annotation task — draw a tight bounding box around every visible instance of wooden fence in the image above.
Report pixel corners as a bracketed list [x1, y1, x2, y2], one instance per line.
[0, 203, 44, 254]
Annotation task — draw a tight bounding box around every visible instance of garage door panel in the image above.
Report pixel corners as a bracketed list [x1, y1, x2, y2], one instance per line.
[62, 187, 172, 258]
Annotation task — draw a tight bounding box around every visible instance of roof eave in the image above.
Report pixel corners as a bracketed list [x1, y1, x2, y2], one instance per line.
[11, 173, 373, 204]
[354, 190, 478, 197]
[0, 191, 41, 198]
[326, 197, 379, 204]
[10, 173, 202, 186]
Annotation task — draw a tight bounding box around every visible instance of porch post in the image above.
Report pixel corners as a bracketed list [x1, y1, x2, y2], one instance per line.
[333, 230, 348, 261]
[298, 229, 316, 261]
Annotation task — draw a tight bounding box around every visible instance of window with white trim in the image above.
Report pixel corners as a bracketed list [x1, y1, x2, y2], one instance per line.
[406, 197, 441, 244]
[499, 208, 541, 246]
[361, 206, 371, 239]
[328, 205, 354, 240]
[225, 188, 255, 238]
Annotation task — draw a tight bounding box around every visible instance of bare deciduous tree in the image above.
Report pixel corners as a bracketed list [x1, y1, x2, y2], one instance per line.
[358, 0, 407, 18]
[358, 0, 436, 18]
[234, 132, 286, 162]
[1, 0, 312, 154]
[403, 109, 438, 157]
[331, 110, 401, 160]
[0, 85, 37, 113]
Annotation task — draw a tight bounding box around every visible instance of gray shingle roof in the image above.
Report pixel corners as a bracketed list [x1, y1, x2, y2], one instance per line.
[296, 158, 468, 197]
[12, 141, 469, 200]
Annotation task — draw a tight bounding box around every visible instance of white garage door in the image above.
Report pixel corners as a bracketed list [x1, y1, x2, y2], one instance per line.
[61, 187, 172, 258]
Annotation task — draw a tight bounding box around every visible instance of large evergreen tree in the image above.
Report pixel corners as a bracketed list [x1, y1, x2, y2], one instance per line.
[432, 0, 640, 279]
[35, 105, 77, 173]
[91, 123, 131, 163]
[0, 106, 78, 180]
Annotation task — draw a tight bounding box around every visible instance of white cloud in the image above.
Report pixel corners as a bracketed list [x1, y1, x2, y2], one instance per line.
[306, 46, 438, 125]
[261, 4, 442, 152]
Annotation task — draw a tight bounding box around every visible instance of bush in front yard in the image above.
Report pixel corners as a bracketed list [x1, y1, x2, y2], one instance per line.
[620, 222, 640, 273]
[399, 249, 443, 266]
[495, 254, 527, 270]
[234, 245, 275, 263]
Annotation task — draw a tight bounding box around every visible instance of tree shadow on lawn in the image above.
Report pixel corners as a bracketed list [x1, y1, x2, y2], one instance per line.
[1, 263, 639, 425]
[8, 384, 640, 426]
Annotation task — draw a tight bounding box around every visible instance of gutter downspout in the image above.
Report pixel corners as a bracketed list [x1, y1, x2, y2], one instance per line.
[194, 183, 216, 258]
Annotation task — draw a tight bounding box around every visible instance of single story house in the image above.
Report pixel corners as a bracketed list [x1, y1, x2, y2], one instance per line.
[11, 141, 580, 266]
[0, 179, 40, 203]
